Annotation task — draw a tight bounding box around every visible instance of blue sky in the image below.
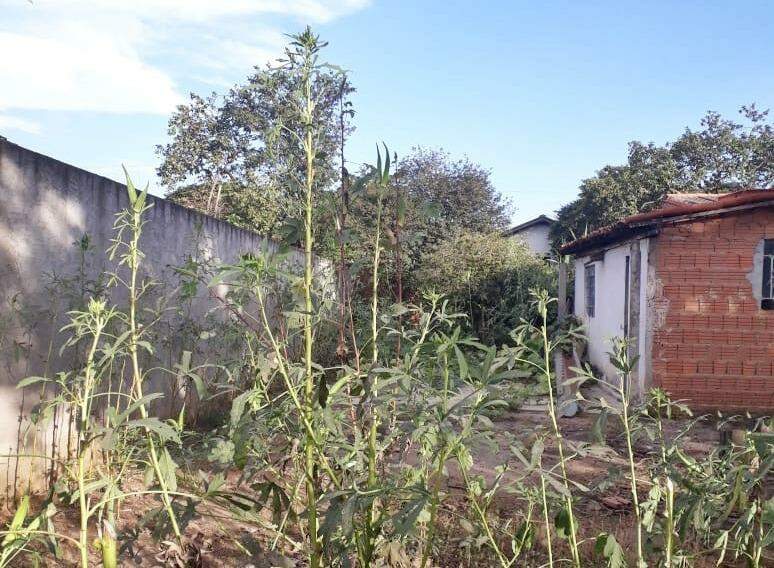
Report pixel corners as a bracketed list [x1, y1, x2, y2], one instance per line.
[2, 1, 772, 225]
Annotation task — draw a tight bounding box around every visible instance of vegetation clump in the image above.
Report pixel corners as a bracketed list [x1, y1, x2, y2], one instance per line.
[1, 28, 772, 568]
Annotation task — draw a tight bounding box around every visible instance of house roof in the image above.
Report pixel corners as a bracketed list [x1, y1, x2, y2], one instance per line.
[504, 214, 554, 236]
[560, 189, 774, 255]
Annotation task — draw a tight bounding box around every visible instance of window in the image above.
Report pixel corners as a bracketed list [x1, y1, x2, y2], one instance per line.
[763, 239, 774, 310]
[585, 263, 596, 317]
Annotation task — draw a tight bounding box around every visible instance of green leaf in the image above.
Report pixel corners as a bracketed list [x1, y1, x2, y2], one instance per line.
[320, 494, 344, 544]
[208, 439, 235, 464]
[124, 417, 181, 445]
[123, 166, 137, 204]
[476, 414, 494, 430]
[16, 376, 50, 389]
[530, 439, 544, 468]
[382, 143, 391, 184]
[158, 448, 178, 493]
[454, 346, 469, 380]
[554, 506, 573, 540]
[70, 479, 110, 504]
[230, 391, 252, 430]
[340, 495, 357, 538]
[590, 408, 608, 444]
[376, 145, 382, 183]
[114, 393, 164, 426]
[3, 495, 30, 545]
[393, 491, 428, 536]
[594, 532, 626, 568]
[327, 374, 353, 398]
[459, 518, 475, 534]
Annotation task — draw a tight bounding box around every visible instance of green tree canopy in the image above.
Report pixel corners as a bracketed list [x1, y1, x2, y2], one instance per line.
[166, 181, 284, 235]
[323, 147, 512, 298]
[156, 38, 353, 236]
[390, 147, 511, 291]
[551, 105, 774, 246]
[392, 147, 511, 237]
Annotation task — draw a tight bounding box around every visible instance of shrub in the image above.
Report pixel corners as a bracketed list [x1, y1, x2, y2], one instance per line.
[416, 230, 556, 343]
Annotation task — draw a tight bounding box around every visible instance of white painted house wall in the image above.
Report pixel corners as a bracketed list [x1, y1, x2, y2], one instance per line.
[573, 242, 633, 381]
[510, 222, 552, 256]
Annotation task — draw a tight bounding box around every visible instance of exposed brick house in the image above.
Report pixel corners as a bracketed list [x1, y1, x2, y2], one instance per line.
[559, 190, 774, 412]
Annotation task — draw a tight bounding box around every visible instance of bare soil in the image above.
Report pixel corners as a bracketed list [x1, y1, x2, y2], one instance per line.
[0, 408, 729, 567]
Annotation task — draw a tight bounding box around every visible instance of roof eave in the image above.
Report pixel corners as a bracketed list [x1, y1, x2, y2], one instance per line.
[560, 198, 774, 256]
[559, 223, 654, 255]
[504, 214, 555, 236]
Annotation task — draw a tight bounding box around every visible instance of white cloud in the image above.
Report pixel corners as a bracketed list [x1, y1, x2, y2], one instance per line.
[0, 30, 181, 114]
[0, 0, 369, 119]
[195, 37, 284, 73]
[0, 114, 41, 135]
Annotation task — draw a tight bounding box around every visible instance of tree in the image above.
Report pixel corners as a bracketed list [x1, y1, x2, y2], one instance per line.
[166, 181, 284, 235]
[156, 93, 250, 216]
[329, 147, 512, 300]
[393, 147, 510, 236]
[551, 105, 774, 246]
[156, 39, 354, 237]
[225, 63, 353, 214]
[390, 147, 511, 294]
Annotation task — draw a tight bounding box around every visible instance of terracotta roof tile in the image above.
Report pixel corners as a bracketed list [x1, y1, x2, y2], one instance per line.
[560, 189, 774, 255]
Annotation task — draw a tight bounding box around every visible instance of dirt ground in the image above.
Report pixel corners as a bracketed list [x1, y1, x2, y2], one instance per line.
[0, 406, 730, 567]
[432, 406, 723, 567]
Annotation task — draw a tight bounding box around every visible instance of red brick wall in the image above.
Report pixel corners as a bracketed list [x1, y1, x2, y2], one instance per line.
[650, 208, 774, 411]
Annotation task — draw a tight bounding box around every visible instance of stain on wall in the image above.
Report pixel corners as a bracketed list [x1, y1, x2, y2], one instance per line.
[0, 139, 327, 488]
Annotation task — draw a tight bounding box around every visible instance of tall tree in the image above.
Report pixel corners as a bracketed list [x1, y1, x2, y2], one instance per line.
[387, 147, 511, 294]
[156, 40, 354, 237]
[156, 93, 250, 216]
[226, 63, 353, 211]
[393, 147, 510, 238]
[551, 105, 774, 246]
[328, 147, 511, 302]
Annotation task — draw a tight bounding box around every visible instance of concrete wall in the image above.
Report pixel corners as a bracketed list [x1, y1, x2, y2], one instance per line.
[0, 138, 320, 485]
[509, 222, 552, 256]
[573, 239, 649, 387]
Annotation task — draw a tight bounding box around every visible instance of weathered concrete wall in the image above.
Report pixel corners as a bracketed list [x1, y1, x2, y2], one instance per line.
[573, 241, 634, 382]
[0, 138, 319, 486]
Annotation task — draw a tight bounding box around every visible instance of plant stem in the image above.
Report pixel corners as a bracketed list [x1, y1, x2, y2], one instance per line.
[539, 458, 554, 567]
[77, 452, 89, 568]
[126, 203, 182, 542]
[77, 322, 102, 568]
[459, 465, 510, 567]
[618, 361, 642, 565]
[420, 350, 452, 568]
[358, 172, 385, 566]
[664, 477, 674, 566]
[336, 75, 350, 365]
[421, 446, 449, 568]
[539, 302, 580, 567]
[297, 34, 321, 567]
[368, 188, 382, 478]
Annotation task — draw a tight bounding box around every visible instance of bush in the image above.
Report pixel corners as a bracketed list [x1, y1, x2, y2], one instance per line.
[416, 230, 556, 344]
